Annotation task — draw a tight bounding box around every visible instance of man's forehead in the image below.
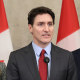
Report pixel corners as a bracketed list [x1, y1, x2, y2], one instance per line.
[35, 13, 52, 18]
[34, 14, 53, 22]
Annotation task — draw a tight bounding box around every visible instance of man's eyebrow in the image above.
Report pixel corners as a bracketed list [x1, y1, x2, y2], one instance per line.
[38, 21, 45, 23]
[48, 21, 53, 24]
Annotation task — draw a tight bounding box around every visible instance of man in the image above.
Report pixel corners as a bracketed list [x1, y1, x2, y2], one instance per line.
[7, 6, 77, 80]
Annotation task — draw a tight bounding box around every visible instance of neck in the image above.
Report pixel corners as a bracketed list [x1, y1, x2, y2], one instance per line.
[33, 41, 50, 48]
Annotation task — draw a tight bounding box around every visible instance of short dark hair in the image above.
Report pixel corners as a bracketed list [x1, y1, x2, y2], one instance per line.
[28, 6, 55, 25]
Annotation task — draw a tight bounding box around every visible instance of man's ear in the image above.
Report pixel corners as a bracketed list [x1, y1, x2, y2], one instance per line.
[28, 24, 33, 34]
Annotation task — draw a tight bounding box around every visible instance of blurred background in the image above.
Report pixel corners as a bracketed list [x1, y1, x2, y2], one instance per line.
[4, 0, 80, 50]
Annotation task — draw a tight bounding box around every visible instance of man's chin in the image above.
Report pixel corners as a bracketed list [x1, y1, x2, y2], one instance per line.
[42, 41, 51, 44]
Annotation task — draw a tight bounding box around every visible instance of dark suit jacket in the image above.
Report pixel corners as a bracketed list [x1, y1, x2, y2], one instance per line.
[7, 43, 77, 80]
[72, 49, 80, 80]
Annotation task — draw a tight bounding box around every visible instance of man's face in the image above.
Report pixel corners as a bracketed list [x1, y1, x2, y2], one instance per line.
[29, 13, 54, 47]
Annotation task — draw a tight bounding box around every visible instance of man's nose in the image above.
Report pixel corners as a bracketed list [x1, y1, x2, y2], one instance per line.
[44, 25, 49, 32]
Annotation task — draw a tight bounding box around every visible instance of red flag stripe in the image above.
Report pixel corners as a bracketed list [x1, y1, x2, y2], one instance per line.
[0, 0, 13, 64]
[0, 0, 8, 33]
[56, 0, 79, 43]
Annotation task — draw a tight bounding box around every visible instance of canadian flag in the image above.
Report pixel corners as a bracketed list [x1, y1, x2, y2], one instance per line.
[0, 0, 13, 65]
[56, 0, 80, 52]
[56, 0, 80, 79]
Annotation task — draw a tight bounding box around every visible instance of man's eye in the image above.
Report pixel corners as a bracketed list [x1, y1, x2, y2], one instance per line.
[48, 23, 53, 26]
[38, 23, 43, 26]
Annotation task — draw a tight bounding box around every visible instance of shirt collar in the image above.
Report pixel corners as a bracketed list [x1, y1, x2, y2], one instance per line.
[32, 41, 51, 57]
[44, 43, 51, 56]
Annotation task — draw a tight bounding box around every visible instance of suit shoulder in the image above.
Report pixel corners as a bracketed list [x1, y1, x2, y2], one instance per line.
[12, 46, 28, 53]
[52, 44, 72, 55]
[10, 43, 32, 55]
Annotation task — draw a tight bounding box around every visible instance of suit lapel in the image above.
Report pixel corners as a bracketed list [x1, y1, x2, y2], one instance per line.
[22, 43, 40, 80]
[49, 44, 59, 80]
[22, 43, 59, 80]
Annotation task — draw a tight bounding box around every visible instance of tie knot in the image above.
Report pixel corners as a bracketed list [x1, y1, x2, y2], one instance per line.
[40, 49, 46, 56]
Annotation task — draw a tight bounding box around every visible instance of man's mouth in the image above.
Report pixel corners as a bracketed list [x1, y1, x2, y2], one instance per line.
[42, 34, 50, 37]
